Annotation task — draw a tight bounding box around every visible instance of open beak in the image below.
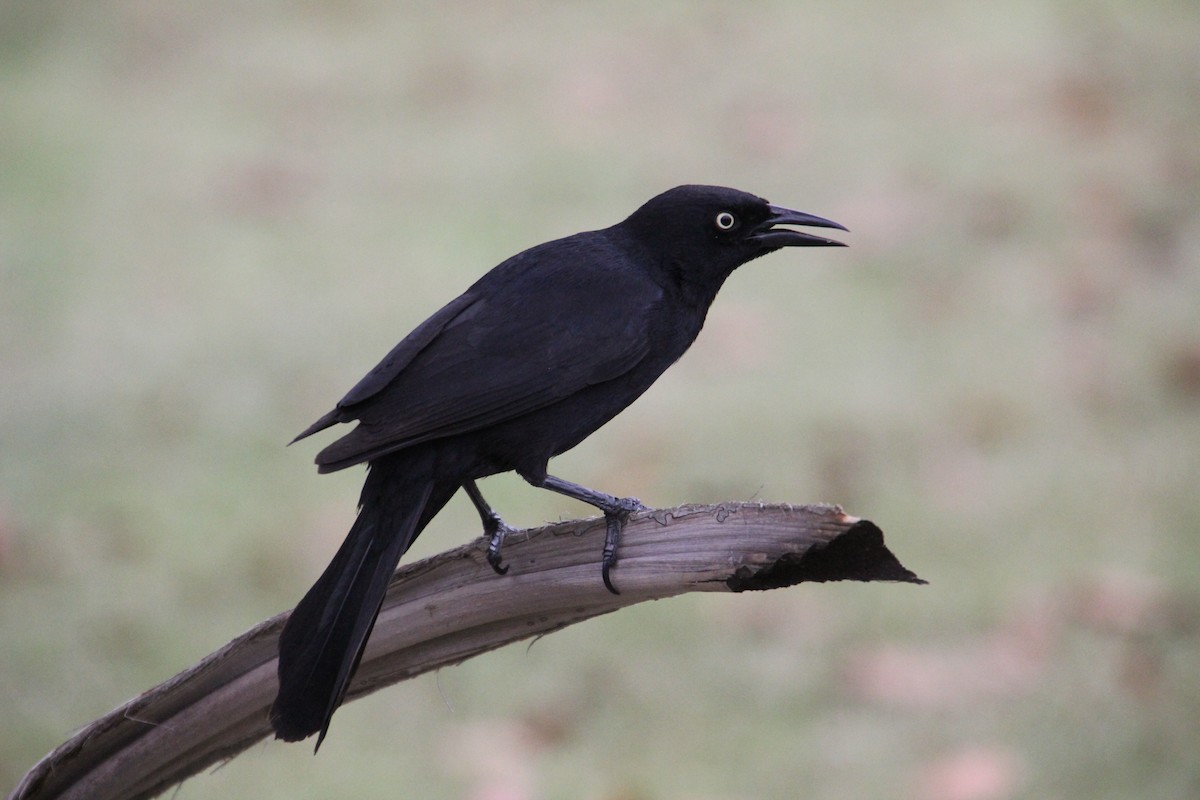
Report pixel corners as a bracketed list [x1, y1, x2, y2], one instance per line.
[751, 204, 848, 248]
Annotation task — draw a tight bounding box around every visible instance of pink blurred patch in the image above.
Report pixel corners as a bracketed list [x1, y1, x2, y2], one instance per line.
[915, 745, 1025, 800]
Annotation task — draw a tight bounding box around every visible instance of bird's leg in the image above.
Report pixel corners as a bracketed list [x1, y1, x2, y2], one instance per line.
[463, 480, 515, 575]
[535, 474, 647, 595]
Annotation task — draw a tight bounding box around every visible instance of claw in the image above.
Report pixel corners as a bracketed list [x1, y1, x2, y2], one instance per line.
[487, 551, 510, 575]
[602, 559, 618, 595]
[599, 509, 627, 595]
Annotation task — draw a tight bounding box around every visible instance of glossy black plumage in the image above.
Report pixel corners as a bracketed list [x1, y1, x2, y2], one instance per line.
[271, 185, 846, 746]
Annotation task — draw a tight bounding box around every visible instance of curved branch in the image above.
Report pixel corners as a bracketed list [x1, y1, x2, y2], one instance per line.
[9, 502, 923, 800]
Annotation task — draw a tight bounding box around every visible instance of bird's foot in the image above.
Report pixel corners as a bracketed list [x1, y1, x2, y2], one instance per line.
[599, 496, 645, 596]
[530, 474, 649, 595]
[484, 517, 516, 575]
[464, 481, 518, 576]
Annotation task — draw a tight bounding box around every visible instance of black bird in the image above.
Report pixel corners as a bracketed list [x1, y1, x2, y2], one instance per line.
[271, 185, 846, 746]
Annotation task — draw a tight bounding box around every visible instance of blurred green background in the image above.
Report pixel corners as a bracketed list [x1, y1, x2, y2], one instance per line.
[3, 1, 1199, 798]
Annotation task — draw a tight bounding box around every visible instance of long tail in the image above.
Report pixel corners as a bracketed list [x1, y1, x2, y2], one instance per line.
[270, 456, 456, 748]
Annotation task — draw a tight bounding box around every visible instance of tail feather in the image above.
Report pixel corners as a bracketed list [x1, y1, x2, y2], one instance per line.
[271, 461, 452, 747]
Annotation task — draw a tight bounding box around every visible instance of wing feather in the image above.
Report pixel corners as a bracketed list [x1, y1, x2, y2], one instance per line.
[307, 238, 660, 470]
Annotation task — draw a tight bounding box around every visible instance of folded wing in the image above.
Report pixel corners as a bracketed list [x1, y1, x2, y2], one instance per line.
[302, 248, 660, 472]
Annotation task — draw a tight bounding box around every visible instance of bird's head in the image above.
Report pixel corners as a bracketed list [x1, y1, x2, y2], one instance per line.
[621, 185, 847, 301]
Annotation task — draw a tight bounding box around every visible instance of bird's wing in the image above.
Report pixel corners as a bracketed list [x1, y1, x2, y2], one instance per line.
[291, 292, 482, 443]
[311, 252, 659, 470]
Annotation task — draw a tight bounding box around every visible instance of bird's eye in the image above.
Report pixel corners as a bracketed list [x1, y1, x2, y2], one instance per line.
[715, 211, 737, 231]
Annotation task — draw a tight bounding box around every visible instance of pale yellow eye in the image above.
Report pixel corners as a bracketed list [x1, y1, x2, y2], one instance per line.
[715, 211, 736, 230]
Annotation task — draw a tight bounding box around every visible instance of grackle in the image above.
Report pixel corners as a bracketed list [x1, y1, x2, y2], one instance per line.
[271, 185, 846, 746]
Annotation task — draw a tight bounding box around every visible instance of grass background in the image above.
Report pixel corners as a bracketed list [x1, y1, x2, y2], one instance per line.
[3, 1, 1199, 798]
